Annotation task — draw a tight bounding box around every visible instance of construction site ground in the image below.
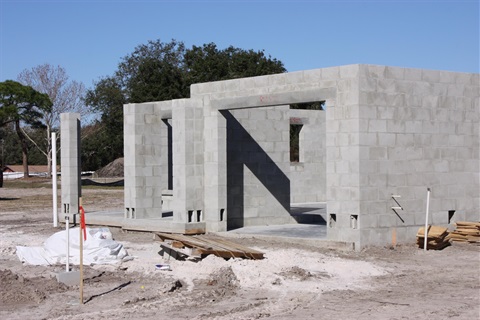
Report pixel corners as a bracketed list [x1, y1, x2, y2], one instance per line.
[1, 178, 479, 320]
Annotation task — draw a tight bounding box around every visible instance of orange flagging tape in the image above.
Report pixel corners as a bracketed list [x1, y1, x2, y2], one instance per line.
[79, 206, 87, 241]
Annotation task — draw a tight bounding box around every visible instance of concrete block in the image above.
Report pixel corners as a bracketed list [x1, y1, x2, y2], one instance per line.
[386, 94, 406, 107]
[303, 69, 322, 83]
[447, 84, 465, 97]
[322, 66, 340, 80]
[365, 65, 386, 78]
[340, 64, 360, 78]
[422, 70, 440, 83]
[385, 66, 405, 80]
[285, 71, 304, 84]
[438, 71, 456, 83]
[378, 214, 395, 227]
[360, 214, 378, 228]
[56, 271, 80, 286]
[377, 79, 397, 93]
[404, 68, 422, 81]
[386, 120, 406, 133]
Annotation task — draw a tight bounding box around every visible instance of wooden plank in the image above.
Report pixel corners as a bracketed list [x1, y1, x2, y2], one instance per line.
[200, 236, 264, 259]
[156, 233, 242, 258]
[417, 226, 448, 238]
[154, 232, 264, 260]
[172, 240, 184, 248]
[156, 232, 216, 249]
[455, 221, 480, 227]
[203, 236, 264, 255]
[192, 236, 246, 258]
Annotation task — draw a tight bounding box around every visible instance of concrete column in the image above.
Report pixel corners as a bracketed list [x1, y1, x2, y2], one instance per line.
[172, 98, 205, 224]
[60, 113, 81, 220]
[203, 96, 227, 231]
[124, 102, 164, 219]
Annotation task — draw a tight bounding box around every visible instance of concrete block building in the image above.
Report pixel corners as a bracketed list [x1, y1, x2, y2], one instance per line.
[122, 64, 479, 249]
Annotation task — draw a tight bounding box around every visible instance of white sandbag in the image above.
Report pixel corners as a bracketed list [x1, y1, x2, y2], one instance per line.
[16, 227, 128, 266]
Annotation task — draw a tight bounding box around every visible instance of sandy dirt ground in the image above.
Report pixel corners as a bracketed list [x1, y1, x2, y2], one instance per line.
[1, 180, 479, 320]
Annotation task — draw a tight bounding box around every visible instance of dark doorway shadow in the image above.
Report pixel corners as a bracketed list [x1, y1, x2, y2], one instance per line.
[162, 119, 173, 190]
[221, 110, 290, 230]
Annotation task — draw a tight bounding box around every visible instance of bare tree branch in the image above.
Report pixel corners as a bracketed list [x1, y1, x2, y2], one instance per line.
[17, 64, 87, 177]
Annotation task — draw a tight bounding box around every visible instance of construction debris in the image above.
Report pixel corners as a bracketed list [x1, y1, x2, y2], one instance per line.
[447, 221, 480, 244]
[155, 233, 264, 260]
[416, 226, 450, 250]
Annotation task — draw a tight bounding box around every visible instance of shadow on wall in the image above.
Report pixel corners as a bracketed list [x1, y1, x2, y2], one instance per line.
[221, 110, 290, 230]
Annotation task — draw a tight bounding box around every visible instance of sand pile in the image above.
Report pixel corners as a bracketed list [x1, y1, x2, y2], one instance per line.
[95, 158, 124, 178]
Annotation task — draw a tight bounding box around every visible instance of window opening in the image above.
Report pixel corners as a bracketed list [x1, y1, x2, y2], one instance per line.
[290, 101, 325, 110]
[290, 124, 303, 162]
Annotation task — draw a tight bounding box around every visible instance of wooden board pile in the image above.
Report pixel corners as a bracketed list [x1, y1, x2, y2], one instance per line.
[416, 225, 450, 250]
[446, 221, 480, 244]
[155, 232, 264, 260]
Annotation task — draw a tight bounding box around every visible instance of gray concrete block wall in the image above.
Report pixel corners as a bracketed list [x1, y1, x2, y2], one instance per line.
[356, 65, 479, 247]
[289, 109, 326, 203]
[203, 96, 228, 232]
[324, 66, 363, 246]
[223, 106, 292, 228]
[124, 102, 165, 219]
[121, 64, 478, 249]
[171, 98, 205, 224]
[60, 113, 81, 218]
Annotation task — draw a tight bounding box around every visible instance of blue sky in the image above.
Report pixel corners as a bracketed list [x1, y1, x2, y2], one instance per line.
[0, 0, 478, 89]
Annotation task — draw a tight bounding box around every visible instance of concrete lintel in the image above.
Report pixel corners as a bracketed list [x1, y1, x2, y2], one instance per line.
[211, 88, 336, 110]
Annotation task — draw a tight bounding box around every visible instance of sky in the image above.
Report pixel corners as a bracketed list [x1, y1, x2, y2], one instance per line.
[0, 0, 479, 89]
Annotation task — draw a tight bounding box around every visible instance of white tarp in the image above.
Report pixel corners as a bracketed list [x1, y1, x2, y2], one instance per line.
[16, 227, 128, 265]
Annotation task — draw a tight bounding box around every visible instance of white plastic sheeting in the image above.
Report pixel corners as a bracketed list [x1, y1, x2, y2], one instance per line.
[16, 227, 128, 265]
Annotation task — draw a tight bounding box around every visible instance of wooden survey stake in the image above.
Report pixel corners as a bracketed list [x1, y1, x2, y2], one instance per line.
[79, 197, 83, 304]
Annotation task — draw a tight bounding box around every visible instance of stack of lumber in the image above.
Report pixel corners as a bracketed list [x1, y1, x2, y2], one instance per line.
[155, 232, 264, 260]
[447, 221, 480, 244]
[416, 225, 450, 250]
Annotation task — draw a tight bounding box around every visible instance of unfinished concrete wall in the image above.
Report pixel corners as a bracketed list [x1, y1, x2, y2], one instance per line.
[60, 113, 81, 218]
[289, 109, 326, 203]
[171, 98, 205, 225]
[193, 70, 337, 232]
[223, 106, 291, 229]
[122, 64, 478, 248]
[124, 102, 166, 219]
[325, 65, 480, 248]
[356, 65, 479, 246]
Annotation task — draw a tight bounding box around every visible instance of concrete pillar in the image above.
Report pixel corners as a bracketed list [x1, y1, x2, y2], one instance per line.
[124, 103, 164, 219]
[172, 98, 205, 224]
[60, 113, 81, 220]
[203, 96, 227, 231]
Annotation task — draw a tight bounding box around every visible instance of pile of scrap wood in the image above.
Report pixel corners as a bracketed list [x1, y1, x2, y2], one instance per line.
[155, 232, 264, 260]
[447, 221, 480, 244]
[416, 225, 450, 250]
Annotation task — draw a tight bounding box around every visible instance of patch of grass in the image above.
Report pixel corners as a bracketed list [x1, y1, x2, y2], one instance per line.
[3, 178, 52, 189]
[3, 177, 124, 191]
[82, 185, 124, 190]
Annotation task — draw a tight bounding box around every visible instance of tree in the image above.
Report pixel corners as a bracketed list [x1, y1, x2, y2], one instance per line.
[0, 80, 52, 178]
[83, 77, 125, 170]
[85, 39, 286, 169]
[17, 64, 87, 178]
[117, 39, 187, 102]
[185, 43, 286, 83]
